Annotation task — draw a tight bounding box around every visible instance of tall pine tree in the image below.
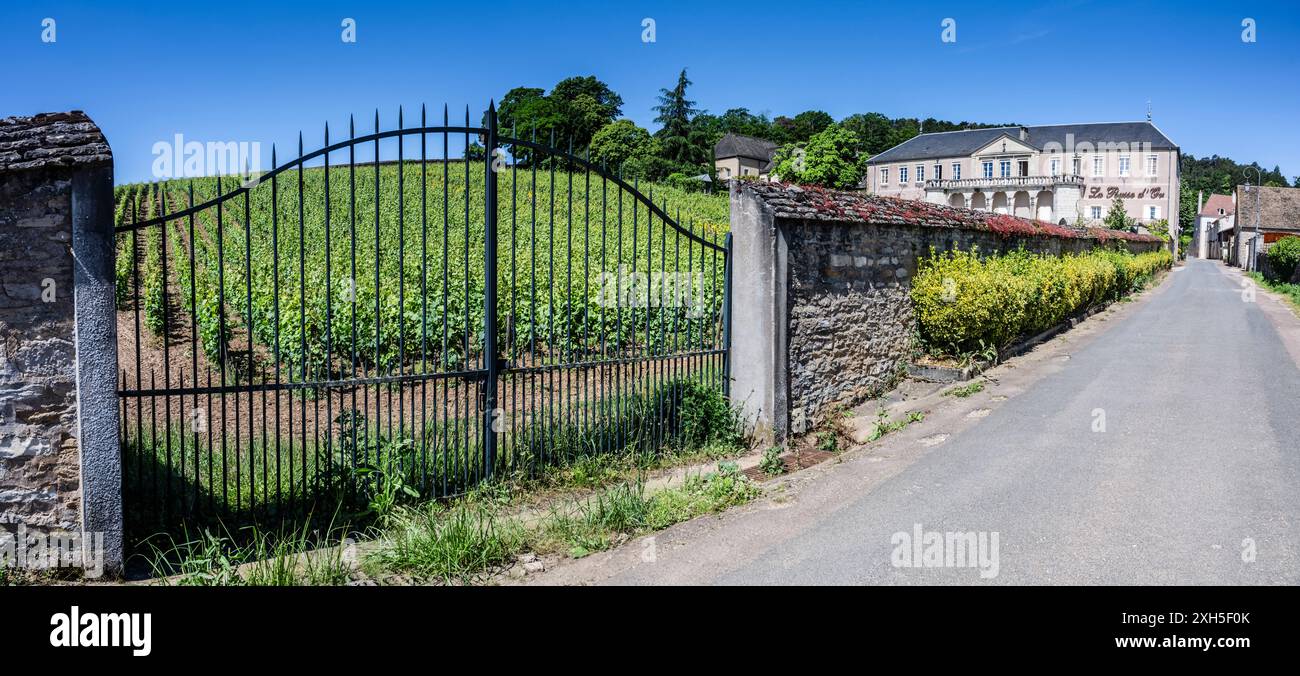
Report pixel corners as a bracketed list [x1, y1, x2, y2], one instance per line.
[653, 69, 706, 168]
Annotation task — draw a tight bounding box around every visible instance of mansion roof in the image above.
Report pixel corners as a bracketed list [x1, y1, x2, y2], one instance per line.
[867, 122, 1177, 164]
[735, 180, 1160, 243]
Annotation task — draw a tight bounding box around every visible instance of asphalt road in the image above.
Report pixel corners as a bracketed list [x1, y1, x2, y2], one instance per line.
[535, 258, 1300, 585]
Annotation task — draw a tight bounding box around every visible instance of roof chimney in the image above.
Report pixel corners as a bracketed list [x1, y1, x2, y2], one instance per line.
[1197, 190, 1203, 214]
[1019, 126, 1028, 141]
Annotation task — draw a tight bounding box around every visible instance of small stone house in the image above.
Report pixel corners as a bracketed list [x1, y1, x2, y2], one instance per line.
[1230, 185, 1300, 272]
[714, 132, 778, 181]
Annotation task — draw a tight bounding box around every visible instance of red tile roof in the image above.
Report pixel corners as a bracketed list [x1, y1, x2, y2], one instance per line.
[1199, 194, 1235, 218]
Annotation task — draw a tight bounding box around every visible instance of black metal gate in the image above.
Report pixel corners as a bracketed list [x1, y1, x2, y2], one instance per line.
[114, 104, 731, 541]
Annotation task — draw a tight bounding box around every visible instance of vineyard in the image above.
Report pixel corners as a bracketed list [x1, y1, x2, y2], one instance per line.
[114, 141, 734, 543]
[117, 160, 729, 376]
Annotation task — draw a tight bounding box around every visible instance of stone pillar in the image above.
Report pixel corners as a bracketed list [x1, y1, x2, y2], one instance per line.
[0, 112, 120, 577]
[1056, 184, 1083, 224]
[728, 182, 789, 444]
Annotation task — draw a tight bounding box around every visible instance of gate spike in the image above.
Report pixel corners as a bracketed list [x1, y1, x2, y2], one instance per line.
[271, 144, 277, 168]
[349, 114, 355, 139]
[298, 131, 303, 156]
[399, 105, 404, 129]
[421, 103, 426, 127]
[325, 121, 330, 146]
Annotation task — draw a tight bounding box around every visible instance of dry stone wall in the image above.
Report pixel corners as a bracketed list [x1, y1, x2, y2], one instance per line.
[0, 111, 119, 575]
[729, 181, 1162, 441]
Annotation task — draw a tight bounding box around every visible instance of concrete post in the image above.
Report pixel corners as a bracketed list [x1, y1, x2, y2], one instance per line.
[728, 184, 789, 444]
[71, 165, 122, 574]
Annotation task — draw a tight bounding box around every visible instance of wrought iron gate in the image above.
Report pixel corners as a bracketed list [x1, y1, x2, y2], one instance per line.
[114, 104, 731, 541]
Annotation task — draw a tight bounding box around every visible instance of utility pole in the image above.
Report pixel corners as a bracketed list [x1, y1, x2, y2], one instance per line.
[1246, 167, 1261, 271]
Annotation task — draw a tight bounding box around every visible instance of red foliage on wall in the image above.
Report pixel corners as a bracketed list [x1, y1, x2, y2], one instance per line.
[985, 214, 1041, 238]
[1036, 222, 1080, 239]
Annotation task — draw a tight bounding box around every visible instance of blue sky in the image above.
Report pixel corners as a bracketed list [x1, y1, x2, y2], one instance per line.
[4, 0, 1298, 183]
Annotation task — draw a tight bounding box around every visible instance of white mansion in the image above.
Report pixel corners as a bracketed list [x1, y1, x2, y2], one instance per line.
[864, 122, 1179, 228]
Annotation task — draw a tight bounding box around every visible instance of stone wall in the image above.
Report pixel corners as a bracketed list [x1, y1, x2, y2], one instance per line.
[0, 111, 119, 575]
[0, 167, 80, 532]
[730, 181, 1162, 442]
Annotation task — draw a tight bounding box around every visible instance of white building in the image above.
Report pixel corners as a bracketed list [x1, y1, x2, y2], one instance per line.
[864, 122, 1180, 240]
[1194, 192, 1235, 259]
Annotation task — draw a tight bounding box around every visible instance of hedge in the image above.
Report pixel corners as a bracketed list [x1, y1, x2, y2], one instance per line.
[1266, 236, 1300, 282]
[912, 247, 1172, 355]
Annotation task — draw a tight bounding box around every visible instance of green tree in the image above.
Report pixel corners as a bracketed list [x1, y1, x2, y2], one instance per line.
[653, 69, 706, 167]
[1178, 181, 1198, 240]
[495, 87, 557, 133]
[887, 118, 922, 149]
[1266, 236, 1300, 281]
[1103, 197, 1134, 230]
[549, 75, 623, 148]
[490, 76, 623, 163]
[491, 87, 560, 165]
[1180, 154, 1289, 195]
[692, 108, 778, 150]
[589, 119, 656, 172]
[1146, 218, 1171, 243]
[788, 111, 833, 142]
[839, 112, 894, 157]
[773, 124, 863, 189]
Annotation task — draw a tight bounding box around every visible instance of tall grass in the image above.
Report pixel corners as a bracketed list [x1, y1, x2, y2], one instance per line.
[123, 374, 740, 553]
[141, 519, 352, 585]
[369, 461, 760, 583]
